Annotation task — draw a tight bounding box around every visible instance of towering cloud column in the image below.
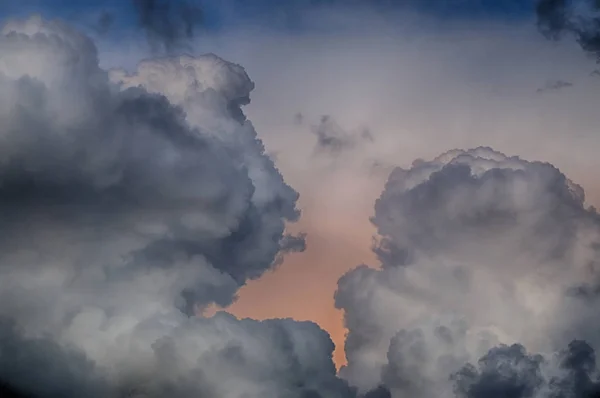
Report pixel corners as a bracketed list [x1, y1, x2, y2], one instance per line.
[0, 15, 351, 398]
[336, 147, 600, 397]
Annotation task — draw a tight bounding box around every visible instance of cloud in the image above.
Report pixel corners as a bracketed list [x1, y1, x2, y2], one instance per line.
[131, 0, 205, 54]
[0, 319, 108, 398]
[453, 344, 545, 398]
[0, 15, 359, 398]
[87, 0, 600, 388]
[91, 0, 205, 53]
[334, 147, 600, 396]
[536, 0, 600, 60]
[140, 5, 600, 370]
[454, 340, 600, 398]
[536, 79, 574, 93]
[309, 115, 374, 157]
[4, 4, 600, 398]
[94, 11, 116, 35]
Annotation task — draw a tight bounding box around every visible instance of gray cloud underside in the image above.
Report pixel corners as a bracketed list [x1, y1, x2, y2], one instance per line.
[0, 15, 361, 398]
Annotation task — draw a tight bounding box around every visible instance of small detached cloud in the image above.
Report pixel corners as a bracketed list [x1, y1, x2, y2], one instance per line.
[536, 79, 573, 93]
[301, 114, 374, 157]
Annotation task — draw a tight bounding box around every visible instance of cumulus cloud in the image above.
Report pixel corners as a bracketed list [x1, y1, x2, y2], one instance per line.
[335, 147, 600, 396]
[0, 15, 356, 398]
[125, 3, 600, 391]
[453, 339, 600, 398]
[6, 5, 600, 398]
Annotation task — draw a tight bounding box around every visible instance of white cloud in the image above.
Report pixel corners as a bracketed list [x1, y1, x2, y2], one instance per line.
[336, 148, 600, 397]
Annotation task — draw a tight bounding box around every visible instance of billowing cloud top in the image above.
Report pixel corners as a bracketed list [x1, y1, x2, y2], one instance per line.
[0, 15, 354, 398]
[336, 147, 600, 397]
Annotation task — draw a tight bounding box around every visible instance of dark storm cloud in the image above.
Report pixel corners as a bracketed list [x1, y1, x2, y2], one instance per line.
[92, 0, 204, 53]
[0, 319, 107, 398]
[453, 344, 545, 398]
[0, 15, 353, 398]
[536, 0, 569, 39]
[536, 0, 600, 60]
[0, 314, 355, 398]
[362, 386, 392, 398]
[454, 340, 600, 398]
[131, 0, 204, 53]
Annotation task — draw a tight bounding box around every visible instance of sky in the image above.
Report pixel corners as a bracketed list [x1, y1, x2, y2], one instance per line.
[3, 1, 600, 398]
[0, 0, 535, 24]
